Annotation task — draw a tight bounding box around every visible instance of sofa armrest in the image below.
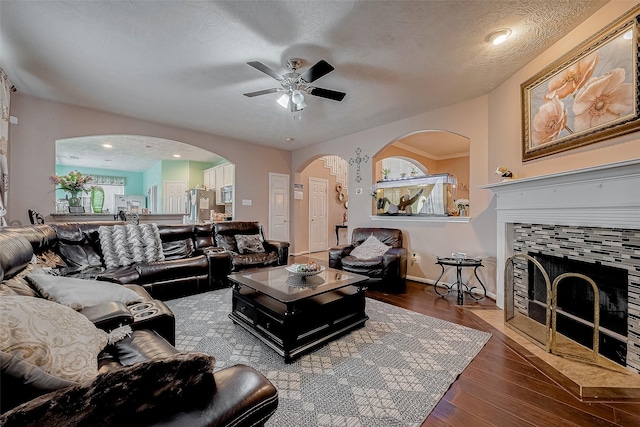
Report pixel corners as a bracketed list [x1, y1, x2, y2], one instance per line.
[97, 266, 140, 285]
[156, 364, 279, 427]
[382, 247, 408, 264]
[79, 301, 134, 331]
[264, 240, 290, 266]
[328, 245, 353, 269]
[134, 255, 209, 284]
[381, 247, 408, 284]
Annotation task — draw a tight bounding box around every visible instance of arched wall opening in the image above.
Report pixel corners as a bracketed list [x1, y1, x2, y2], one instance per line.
[372, 130, 470, 216]
[54, 134, 233, 216]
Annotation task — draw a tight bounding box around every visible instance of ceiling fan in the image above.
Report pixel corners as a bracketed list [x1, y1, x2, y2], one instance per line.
[243, 58, 346, 112]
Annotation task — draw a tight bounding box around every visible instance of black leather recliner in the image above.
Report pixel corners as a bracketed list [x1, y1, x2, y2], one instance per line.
[329, 227, 407, 293]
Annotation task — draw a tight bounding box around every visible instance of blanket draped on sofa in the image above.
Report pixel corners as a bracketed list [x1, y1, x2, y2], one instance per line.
[98, 224, 165, 269]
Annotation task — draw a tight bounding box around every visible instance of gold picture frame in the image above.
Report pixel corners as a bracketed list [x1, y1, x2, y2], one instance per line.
[521, 5, 640, 161]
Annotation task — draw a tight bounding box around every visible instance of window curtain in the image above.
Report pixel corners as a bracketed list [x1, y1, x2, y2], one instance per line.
[0, 68, 13, 226]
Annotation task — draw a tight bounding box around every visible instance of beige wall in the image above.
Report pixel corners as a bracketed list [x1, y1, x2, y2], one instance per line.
[487, 0, 640, 181]
[291, 0, 640, 295]
[293, 158, 348, 254]
[435, 157, 470, 203]
[7, 95, 291, 228]
[292, 95, 493, 292]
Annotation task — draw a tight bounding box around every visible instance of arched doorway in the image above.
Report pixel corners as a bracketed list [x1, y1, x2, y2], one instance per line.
[292, 155, 349, 255]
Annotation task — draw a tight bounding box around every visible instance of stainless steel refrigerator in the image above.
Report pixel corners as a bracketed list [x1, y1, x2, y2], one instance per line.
[185, 189, 215, 223]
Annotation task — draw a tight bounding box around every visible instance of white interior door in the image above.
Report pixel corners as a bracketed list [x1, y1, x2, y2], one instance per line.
[269, 173, 290, 242]
[164, 181, 187, 214]
[309, 177, 328, 253]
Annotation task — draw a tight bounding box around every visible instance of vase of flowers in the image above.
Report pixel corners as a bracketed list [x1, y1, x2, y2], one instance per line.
[50, 171, 92, 208]
[67, 191, 81, 207]
[454, 198, 470, 216]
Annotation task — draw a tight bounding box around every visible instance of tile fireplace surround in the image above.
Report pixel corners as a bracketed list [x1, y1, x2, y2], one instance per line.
[481, 159, 640, 374]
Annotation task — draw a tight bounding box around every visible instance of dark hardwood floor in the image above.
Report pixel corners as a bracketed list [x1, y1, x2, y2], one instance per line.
[292, 253, 640, 427]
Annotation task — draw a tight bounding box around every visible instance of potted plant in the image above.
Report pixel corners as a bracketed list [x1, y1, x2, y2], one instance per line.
[382, 168, 391, 180]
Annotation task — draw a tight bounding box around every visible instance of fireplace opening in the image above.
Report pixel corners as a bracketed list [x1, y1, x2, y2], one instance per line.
[527, 253, 628, 366]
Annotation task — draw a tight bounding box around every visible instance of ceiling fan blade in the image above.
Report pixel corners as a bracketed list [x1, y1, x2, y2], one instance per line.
[243, 88, 281, 97]
[247, 61, 282, 80]
[300, 60, 334, 83]
[309, 87, 346, 101]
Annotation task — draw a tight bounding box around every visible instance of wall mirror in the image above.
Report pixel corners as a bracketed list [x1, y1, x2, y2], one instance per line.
[55, 135, 226, 214]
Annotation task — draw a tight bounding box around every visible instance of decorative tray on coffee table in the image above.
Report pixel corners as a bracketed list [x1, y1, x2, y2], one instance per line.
[285, 264, 325, 277]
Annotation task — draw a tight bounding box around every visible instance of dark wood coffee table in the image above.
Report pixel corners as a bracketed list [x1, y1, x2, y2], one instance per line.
[228, 265, 369, 362]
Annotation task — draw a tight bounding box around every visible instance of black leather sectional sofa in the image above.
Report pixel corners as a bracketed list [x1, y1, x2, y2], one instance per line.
[0, 221, 288, 425]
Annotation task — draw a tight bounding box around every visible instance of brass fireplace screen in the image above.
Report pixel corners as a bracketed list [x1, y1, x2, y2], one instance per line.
[504, 253, 600, 364]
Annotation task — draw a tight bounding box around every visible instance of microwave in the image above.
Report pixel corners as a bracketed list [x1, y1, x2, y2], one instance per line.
[221, 185, 233, 203]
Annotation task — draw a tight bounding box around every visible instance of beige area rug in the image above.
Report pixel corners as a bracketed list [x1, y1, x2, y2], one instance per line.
[166, 288, 491, 426]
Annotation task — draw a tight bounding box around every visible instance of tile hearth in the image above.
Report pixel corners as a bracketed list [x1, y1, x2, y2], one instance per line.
[469, 308, 640, 401]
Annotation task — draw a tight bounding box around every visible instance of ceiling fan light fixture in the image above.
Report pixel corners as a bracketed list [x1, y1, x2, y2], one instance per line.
[486, 28, 512, 45]
[277, 93, 290, 109]
[291, 90, 305, 105]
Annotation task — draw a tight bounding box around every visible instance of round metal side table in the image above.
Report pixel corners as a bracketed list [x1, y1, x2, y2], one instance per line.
[432, 257, 487, 305]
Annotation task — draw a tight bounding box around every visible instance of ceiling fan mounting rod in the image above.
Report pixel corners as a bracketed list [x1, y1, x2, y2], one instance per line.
[286, 58, 303, 71]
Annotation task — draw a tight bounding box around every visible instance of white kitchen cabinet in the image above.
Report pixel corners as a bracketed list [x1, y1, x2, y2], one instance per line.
[203, 167, 216, 191]
[223, 163, 235, 187]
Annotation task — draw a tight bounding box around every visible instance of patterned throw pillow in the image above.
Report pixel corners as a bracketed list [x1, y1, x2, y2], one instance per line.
[215, 234, 238, 253]
[0, 296, 108, 384]
[350, 235, 391, 260]
[235, 234, 265, 254]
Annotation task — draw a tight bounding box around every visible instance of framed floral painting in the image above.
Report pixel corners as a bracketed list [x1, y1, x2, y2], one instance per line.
[521, 5, 640, 161]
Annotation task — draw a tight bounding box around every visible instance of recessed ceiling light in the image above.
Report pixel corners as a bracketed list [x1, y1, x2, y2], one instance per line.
[486, 28, 512, 45]
[173, 154, 181, 158]
[102, 144, 112, 148]
[286, 137, 295, 142]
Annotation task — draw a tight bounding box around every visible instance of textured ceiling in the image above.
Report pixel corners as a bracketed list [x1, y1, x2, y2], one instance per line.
[1, 0, 609, 168]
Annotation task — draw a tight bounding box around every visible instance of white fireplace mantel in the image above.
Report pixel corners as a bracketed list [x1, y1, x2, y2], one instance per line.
[480, 159, 640, 309]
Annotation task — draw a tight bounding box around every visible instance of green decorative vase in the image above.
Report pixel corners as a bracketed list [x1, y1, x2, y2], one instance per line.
[91, 186, 105, 213]
[67, 191, 81, 207]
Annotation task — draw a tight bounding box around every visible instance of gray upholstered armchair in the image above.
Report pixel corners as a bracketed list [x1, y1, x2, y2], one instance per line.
[329, 227, 407, 293]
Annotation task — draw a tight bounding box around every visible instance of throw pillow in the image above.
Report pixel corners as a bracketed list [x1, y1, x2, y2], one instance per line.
[98, 224, 164, 269]
[235, 234, 265, 254]
[25, 273, 143, 310]
[215, 234, 238, 253]
[0, 296, 108, 384]
[0, 352, 216, 427]
[350, 235, 392, 260]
